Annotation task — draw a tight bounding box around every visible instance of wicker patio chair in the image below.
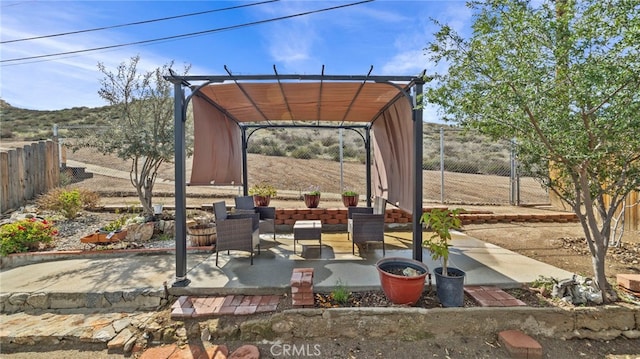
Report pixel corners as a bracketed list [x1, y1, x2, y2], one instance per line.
[347, 205, 386, 256]
[213, 201, 260, 265]
[234, 196, 277, 241]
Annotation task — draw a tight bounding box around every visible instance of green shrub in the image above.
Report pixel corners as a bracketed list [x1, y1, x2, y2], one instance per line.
[291, 147, 315, 159]
[264, 145, 285, 156]
[320, 135, 338, 147]
[247, 142, 262, 154]
[101, 215, 130, 232]
[331, 279, 350, 304]
[0, 218, 58, 256]
[37, 187, 100, 218]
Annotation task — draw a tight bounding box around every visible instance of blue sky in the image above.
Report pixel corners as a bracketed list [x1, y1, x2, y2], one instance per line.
[0, 0, 471, 116]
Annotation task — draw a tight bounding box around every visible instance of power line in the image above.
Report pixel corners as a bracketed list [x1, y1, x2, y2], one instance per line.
[1, 0, 374, 65]
[1, 0, 278, 44]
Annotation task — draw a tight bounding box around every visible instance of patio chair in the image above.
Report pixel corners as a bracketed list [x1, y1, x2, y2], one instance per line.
[348, 206, 386, 256]
[213, 201, 260, 265]
[234, 195, 277, 241]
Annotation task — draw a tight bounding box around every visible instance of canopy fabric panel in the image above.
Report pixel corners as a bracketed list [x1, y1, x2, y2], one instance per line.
[198, 82, 407, 123]
[189, 80, 416, 214]
[190, 96, 243, 185]
[372, 97, 414, 213]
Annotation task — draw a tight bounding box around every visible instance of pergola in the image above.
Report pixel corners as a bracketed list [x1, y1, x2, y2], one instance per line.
[165, 67, 425, 287]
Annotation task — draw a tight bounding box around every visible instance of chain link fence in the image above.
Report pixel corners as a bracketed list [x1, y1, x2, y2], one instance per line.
[55, 124, 549, 206]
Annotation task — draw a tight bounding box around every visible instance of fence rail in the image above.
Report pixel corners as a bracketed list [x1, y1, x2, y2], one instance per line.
[1, 140, 60, 213]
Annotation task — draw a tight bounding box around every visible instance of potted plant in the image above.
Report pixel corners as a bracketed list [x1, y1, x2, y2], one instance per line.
[248, 183, 277, 207]
[341, 190, 359, 207]
[81, 215, 129, 245]
[420, 208, 466, 307]
[375, 257, 430, 305]
[303, 186, 321, 208]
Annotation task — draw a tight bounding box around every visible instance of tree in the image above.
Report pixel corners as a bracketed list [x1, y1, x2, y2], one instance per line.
[425, 0, 640, 302]
[80, 55, 191, 216]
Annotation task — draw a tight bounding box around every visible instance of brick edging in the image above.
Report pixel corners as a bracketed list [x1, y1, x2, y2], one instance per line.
[274, 208, 579, 225]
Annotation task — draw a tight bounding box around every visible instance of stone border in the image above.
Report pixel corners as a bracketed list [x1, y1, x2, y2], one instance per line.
[1, 289, 167, 313]
[241, 305, 640, 341]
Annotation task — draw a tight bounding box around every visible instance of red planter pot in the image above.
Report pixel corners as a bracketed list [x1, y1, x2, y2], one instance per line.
[304, 194, 320, 208]
[253, 195, 271, 207]
[342, 195, 359, 207]
[376, 257, 430, 305]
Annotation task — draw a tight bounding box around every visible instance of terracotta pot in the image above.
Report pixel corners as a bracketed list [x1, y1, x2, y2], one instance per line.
[304, 194, 320, 208]
[376, 257, 429, 305]
[342, 194, 359, 207]
[253, 195, 271, 207]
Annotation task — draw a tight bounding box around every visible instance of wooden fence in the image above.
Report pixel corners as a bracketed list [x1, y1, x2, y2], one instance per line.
[551, 190, 640, 233]
[0, 140, 60, 213]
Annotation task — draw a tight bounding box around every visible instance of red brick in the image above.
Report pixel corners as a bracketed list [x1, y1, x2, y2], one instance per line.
[301, 272, 313, 286]
[293, 267, 314, 273]
[139, 344, 178, 359]
[256, 304, 278, 313]
[207, 345, 229, 359]
[222, 295, 235, 306]
[291, 286, 313, 294]
[250, 296, 263, 306]
[268, 295, 281, 305]
[234, 305, 257, 315]
[172, 296, 191, 309]
[324, 218, 340, 224]
[171, 307, 195, 318]
[617, 274, 640, 292]
[296, 209, 311, 214]
[239, 296, 253, 306]
[217, 305, 237, 315]
[498, 330, 542, 359]
[291, 213, 305, 220]
[229, 345, 260, 359]
[290, 272, 303, 286]
[168, 344, 210, 359]
[229, 295, 244, 306]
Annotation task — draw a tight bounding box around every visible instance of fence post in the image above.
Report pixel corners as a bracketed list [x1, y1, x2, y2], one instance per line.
[440, 127, 445, 203]
[510, 138, 521, 205]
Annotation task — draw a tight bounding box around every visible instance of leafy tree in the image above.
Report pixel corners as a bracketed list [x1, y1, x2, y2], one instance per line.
[426, 0, 640, 302]
[77, 55, 192, 216]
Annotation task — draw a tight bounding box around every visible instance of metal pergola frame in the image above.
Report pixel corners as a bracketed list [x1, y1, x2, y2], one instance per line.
[165, 70, 424, 287]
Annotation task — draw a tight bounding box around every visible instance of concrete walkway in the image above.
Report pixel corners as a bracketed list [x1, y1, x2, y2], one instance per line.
[0, 230, 572, 302]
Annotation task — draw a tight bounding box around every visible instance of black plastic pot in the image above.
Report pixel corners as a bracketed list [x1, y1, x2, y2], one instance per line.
[434, 267, 466, 307]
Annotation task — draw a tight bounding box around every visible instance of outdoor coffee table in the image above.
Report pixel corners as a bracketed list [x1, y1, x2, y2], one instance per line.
[293, 220, 322, 255]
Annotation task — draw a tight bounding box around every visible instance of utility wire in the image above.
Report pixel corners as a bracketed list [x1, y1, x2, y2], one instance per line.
[1, 0, 373, 65]
[1, 0, 278, 44]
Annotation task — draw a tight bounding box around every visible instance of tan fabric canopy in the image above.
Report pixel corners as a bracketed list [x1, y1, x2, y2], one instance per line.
[189, 80, 416, 213]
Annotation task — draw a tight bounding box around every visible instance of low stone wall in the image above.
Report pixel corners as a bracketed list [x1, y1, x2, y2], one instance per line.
[1, 289, 167, 313]
[234, 305, 640, 342]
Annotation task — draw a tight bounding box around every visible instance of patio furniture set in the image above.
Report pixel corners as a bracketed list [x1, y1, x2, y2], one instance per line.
[212, 196, 388, 265]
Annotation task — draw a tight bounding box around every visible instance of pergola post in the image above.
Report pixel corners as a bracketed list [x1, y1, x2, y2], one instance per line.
[241, 126, 249, 196]
[365, 126, 372, 207]
[172, 81, 190, 287]
[412, 82, 424, 261]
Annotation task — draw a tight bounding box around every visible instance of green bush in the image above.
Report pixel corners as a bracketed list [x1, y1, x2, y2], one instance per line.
[264, 145, 285, 156]
[0, 218, 58, 256]
[291, 146, 315, 159]
[37, 188, 100, 219]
